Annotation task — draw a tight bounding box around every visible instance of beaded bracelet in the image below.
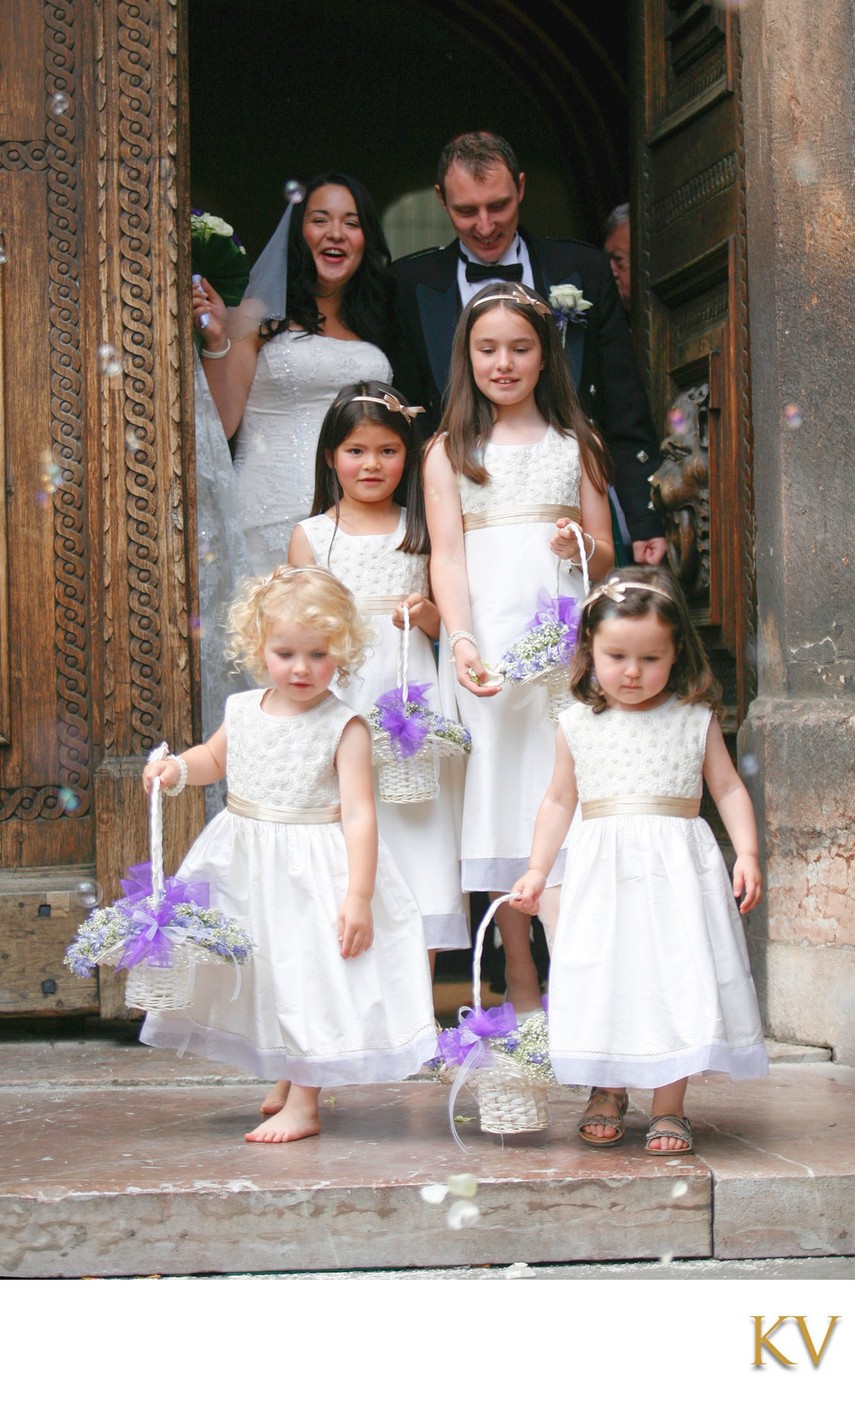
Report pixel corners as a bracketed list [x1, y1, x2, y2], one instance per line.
[162, 754, 188, 797]
[200, 339, 231, 360]
[447, 629, 478, 662]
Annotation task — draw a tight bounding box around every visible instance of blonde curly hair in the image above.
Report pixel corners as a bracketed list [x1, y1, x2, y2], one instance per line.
[226, 566, 372, 684]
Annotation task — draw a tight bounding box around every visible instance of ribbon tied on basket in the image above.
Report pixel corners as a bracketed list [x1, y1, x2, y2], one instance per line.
[524, 589, 582, 655]
[374, 681, 433, 759]
[111, 863, 211, 970]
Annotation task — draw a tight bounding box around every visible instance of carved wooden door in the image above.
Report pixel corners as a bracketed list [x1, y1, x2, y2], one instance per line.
[633, 0, 755, 729]
[0, 0, 201, 1016]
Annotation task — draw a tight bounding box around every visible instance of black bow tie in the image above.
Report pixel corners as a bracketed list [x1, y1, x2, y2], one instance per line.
[462, 257, 524, 283]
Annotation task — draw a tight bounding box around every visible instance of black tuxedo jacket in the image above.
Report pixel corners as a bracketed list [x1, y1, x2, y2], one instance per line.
[390, 228, 663, 541]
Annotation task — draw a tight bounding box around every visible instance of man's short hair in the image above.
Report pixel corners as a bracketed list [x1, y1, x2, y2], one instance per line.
[604, 202, 630, 238]
[436, 131, 522, 197]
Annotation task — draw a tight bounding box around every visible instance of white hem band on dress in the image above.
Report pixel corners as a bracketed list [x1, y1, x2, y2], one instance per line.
[141, 1014, 440, 1087]
[550, 1040, 769, 1089]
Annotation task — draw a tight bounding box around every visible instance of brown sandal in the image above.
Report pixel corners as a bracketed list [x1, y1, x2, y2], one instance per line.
[578, 1087, 629, 1147]
[644, 1114, 694, 1156]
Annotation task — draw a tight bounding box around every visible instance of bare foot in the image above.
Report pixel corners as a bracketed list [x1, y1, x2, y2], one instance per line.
[245, 1085, 321, 1144]
[259, 1079, 290, 1116]
[245, 1105, 320, 1144]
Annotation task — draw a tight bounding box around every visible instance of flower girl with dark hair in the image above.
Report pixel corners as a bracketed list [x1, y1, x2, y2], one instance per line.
[511, 566, 768, 1155]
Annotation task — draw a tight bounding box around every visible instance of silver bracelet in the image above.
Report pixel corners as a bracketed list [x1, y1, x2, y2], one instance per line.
[447, 629, 478, 662]
[200, 338, 231, 360]
[162, 754, 188, 796]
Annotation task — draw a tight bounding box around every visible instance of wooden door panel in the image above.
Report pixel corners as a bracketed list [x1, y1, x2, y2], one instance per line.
[636, 1, 755, 725]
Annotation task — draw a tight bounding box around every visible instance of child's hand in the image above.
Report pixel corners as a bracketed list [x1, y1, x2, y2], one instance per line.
[338, 896, 374, 958]
[142, 757, 180, 795]
[452, 638, 502, 697]
[509, 870, 547, 916]
[392, 593, 440, 640]
[733, 855, 763, 913]
[550, 518, 583, 561]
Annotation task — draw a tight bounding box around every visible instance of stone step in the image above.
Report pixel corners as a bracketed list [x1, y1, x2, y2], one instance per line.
[1, 1050, 853, 1278]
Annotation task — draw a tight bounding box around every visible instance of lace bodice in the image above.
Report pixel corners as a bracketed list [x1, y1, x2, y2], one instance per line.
[559, 698, 713, 801]
[233, 332, 392, 535]
[224, 690, 356, 809]
[298, 511, 428, 599]
[457, 425, 582, 517]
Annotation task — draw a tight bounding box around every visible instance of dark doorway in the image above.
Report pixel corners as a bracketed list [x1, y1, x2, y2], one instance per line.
[187, 0, 631, 260]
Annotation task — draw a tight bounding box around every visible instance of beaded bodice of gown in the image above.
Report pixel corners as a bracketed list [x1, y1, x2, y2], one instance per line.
[299, 513, 427, 598]
[457, 425, 582, 516]
[225, 691, 352, 809]
[559, 698, 711, 802]
[233, 331, 392, 534]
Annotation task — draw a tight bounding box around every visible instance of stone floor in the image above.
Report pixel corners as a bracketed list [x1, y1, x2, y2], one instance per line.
[1, 1015, 853, 1279]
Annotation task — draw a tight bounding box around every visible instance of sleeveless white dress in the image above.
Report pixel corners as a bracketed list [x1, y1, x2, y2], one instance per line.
[445, 426, 585, 892]
[548, 698, 769, 1088]
[233, 331, 392, 575]
[140, 691, 437, 1086]
[298, 511, 468, 951]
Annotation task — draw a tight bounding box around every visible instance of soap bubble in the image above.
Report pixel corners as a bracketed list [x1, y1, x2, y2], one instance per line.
[503, 1262, 536, 1278]
[0, 235, 7, 265]
[790, 151, 819, 186]
[671, 1179, 689, 1200]
[446, 1172, 478, 1199]
[58, 787, 80, 813]
[739, 752, 759, 778]
[73, 880, 102, 911]
[666, 406, 688, 435]
[284, 180, 306, 206]
[420, 1183, 448, 1205]
[659, 1250, 674, 1266]
[38, 454, 63, 501]
[784, 402, 802, 429]
[98, 344, 122, 378]
[125, 428, 143, 453]
[446, 1200, 480, 1231]
[48, 92, 69, 118]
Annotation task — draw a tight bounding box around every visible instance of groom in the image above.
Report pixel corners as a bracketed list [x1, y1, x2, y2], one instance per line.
[390, 130, 666, 562]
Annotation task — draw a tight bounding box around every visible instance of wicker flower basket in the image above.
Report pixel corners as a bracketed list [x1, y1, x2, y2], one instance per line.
[370, 603, 443, 804]
[470, 1054, 551, 1134]
[125, 940, 198, 1011]
[373, 731, 439, 804]
[441, 894, 555, 1142]
[542, 664, 573, 720]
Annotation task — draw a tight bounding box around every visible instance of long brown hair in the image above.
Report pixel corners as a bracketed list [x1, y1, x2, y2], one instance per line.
[569, 565, 723, 715]
[438, 282, 611, 492]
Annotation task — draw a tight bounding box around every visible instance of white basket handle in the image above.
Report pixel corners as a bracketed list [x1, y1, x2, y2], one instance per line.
[147, 742, 168, 905]
[557, 519, 590, 598]
[471, 893, 514, 1015]
[396, 600, 411, 702]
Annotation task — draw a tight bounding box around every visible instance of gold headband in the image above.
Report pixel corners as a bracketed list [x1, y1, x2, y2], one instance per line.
[471, 283, 549, 315]
[350, 392, 425, 423]
[583, 576, 675, 610]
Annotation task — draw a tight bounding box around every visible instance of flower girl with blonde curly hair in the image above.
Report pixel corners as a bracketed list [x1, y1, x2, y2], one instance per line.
[141, 566, 436, 1144]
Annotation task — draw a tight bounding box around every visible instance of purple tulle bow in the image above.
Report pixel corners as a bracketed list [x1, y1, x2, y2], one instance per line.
[526, 589, 582, 636]
[437, 1001, 519, 1066]
[374, 682, 432, 759]
[115, 863, 210, 970]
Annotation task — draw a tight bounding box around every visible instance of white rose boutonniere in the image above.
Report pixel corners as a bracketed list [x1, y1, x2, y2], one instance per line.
[549, 283, 592, 345]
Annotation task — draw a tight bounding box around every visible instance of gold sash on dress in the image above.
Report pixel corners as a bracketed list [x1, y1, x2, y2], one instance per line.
[356, 593, 408, 614]
[227, 793, 341, 825]
[581, 795, 701, 820]
[462, 504, 582, 532]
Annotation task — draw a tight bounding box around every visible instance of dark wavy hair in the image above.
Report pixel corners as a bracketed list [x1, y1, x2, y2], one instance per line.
[438, 282, 612, 492]
[312, 382, 429, 556]
[568, 565, 723, 714]
[260, 173, 394, 353]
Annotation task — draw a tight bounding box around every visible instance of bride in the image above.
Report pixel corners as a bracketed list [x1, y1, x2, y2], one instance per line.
[191, 173, 396, 776]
